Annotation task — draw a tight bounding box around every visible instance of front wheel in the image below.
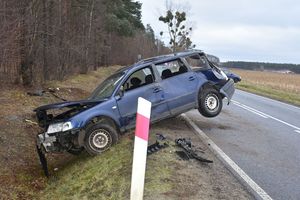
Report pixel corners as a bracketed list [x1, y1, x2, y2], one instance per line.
[84, 123, 118, 156]
[198, 88, 223, 118]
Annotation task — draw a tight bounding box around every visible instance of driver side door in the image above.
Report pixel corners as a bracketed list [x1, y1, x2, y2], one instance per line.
[116, 66, 170, 130]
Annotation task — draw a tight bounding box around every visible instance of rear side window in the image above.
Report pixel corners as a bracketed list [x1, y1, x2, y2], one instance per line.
[123, 66, 155, 91]
[155, 59, 188, 80]
[185, 54, 210, 70]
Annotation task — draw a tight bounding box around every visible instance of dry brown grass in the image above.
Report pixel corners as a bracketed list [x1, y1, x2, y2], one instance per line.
[231, 69, 300, 106]
[0, 66, 122, 199]
[232, 69, 300, 94]
[46, 65, 123, 93]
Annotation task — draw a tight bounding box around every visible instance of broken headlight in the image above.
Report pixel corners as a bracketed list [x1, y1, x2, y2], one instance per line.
[47, 122, 73, 134]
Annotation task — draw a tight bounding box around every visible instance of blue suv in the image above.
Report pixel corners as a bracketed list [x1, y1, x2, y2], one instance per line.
[35, 50, 235, 158]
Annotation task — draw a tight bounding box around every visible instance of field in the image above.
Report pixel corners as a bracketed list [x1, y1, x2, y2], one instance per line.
[231, 69, 300, 106]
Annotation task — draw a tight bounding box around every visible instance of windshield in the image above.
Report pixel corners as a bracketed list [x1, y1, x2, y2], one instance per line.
[89, 71, 125, 100]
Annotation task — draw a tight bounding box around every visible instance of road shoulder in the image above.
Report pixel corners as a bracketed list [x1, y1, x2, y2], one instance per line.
[181, 113, 272, 200]
[145, 116, 254, 200]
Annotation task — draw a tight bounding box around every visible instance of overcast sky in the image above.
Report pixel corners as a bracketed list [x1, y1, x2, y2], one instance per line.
[138, 0, 300, 64]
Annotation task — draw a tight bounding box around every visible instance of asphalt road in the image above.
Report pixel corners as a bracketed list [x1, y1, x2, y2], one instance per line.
[186, 89, 300, 200]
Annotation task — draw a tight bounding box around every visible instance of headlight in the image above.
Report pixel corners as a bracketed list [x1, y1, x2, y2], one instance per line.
[47, 122, 73, 134]
[62, 122, 73, 132]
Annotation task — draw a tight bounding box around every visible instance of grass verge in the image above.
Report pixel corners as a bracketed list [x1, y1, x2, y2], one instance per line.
[236, 81, 300, 106]
[38, 133, 176, 200]
[230, 69, 300, 106]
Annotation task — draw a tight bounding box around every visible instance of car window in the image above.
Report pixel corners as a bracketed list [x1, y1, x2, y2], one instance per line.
[124, 66, 155, 91]
[185, 54, 210, 70]
[89, 71, 125, 100]
[155, 59, 188, 80]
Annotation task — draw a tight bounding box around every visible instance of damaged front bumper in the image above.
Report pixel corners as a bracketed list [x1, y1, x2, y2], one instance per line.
[36, 128, 80, 153]
[37, 132, 58, 153]
[36, 131, 78, 177]
[36, 132, 59, 177]
[220, 79, 235, 104]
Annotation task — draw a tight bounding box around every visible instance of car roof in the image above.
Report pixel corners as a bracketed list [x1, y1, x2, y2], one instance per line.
[117, 50, 205, 74]
[136, 50, 204, 65]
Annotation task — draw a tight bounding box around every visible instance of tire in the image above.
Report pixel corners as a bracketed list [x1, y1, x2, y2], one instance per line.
[84, 123, 119, 156]
[198, 88, 223, 118]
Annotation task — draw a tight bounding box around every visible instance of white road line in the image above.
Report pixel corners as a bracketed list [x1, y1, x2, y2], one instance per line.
[181, 114, 273, 200]
[233, 101, 273, 117]
[232, 100, 300, 131]
[237, 89, 300, 111]
[295, 130, 300, 134]
[233, 102, 268, 118]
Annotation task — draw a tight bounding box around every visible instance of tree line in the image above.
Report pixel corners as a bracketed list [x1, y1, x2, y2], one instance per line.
[222, 61, 300, 74]
[0, 0, 169, 86]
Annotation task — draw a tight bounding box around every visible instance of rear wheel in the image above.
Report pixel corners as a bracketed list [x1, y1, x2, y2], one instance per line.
[198, 88, 223, 117]
[84, 123, 118, 156]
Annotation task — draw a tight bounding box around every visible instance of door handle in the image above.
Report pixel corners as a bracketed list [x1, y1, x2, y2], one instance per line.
[153, 87, 162, 93]
[189, 76, 195, 81]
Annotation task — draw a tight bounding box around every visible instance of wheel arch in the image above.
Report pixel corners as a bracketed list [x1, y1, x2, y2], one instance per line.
[197, 81, 220, 105]
[78, 115, 120, 147]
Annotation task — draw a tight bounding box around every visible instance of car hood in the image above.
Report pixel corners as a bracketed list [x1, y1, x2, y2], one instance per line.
[34, 99, 103, 112]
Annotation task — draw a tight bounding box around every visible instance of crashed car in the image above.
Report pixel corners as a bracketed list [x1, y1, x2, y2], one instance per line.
[35, 50, 235, 172]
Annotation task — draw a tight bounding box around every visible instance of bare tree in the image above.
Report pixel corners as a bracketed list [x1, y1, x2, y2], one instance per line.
[18, 0, 32, 85]
[159, 1, 195, 52]
[0, 0, 163, 86]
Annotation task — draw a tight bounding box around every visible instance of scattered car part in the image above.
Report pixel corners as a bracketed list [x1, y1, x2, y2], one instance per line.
[155, 133, 167, 141]
[25, 119, 38, 125]
[147, 133, 168, 154]
[175, 138, 213, 163]
[147, 141, 168, 154]
[27, 90, 45, 97]
[47, 88, 67, 101]
[27, 88, 67, 102]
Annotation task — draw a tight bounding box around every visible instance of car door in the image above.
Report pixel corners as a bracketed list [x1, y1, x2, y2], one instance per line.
[155, 59, 198, 115]
[116, 66, 170, 130]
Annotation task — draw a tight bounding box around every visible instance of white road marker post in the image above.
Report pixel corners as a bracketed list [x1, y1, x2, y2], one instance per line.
[130, 97, 152, 200]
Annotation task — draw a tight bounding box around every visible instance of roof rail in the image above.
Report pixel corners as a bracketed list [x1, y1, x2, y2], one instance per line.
[134, 49, 203, 65]
[134, 54, 173, 65]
